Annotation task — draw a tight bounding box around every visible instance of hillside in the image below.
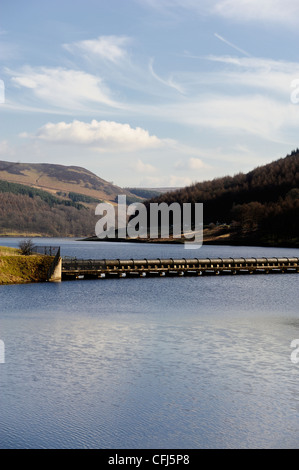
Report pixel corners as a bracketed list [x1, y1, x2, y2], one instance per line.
[0, 160, 140, 237]
[1, 152, 299, 245]
[145, 150, 299, 247]
[0, 160, 136, 203]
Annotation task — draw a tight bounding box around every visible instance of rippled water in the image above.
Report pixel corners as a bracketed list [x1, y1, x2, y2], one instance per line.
[0, 238, 299, 448]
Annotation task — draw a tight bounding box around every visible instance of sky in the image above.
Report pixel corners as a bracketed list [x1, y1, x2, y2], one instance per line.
[1, 0, 299, 188]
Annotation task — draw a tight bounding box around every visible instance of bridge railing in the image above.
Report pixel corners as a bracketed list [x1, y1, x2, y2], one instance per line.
[32, 245, 60, 256]
[62, 257, 299, 271]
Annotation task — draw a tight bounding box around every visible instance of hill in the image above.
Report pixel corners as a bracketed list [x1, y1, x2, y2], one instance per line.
[1, 152, 299, 245]
[125, 187, 179, 198]
[0, 160, 136, 203]
[0, 160, 140, 237]
[145, 150, 299, 247]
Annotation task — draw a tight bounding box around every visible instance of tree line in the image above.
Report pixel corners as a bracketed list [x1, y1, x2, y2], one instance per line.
[145, 150, 299, 245]
[0, 184, 97, 237]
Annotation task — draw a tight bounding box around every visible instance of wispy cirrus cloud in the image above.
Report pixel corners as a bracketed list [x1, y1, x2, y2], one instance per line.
[64, 35, 186, 100]
[128, 51, 299, 145]
[136, 0, 209, 14]
[149, 58, 185, 94]
[7, 66, 123, 112]
[138, 0, 299, 26]
[63, 35, 131, 63]
[203, 55, 299, 96]
[214, 33, 251, 57]
[212, 0, 299, 25]
[159, 94, 299, 145]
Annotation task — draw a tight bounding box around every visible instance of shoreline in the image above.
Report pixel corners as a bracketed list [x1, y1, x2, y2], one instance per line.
[80, 236, 299, 250]
[0, 233, 298, 250]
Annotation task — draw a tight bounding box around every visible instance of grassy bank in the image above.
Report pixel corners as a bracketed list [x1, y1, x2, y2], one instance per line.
[0, 246, 54, 285]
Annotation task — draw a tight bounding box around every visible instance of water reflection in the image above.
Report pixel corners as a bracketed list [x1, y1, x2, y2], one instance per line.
[0, 239, 299, 448]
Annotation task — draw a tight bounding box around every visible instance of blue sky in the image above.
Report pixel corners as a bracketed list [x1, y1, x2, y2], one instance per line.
[1, 0, 299, 188]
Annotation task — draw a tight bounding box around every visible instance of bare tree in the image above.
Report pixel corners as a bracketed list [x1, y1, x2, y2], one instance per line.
[19, 239, 35, 256]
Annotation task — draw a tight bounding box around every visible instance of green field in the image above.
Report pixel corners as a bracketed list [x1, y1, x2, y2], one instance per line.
[0, 246, 54, 284]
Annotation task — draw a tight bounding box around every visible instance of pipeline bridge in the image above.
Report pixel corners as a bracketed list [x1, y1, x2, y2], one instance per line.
[61, 256, 299, 281]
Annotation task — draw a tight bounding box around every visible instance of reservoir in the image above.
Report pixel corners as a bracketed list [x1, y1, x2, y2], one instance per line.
[0, 238, 299, 449]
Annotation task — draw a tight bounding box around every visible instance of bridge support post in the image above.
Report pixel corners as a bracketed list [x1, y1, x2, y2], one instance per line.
[49, 257, 62, 282]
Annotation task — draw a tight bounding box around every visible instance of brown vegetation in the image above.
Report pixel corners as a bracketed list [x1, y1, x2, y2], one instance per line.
[0, 192, 96, 237]
[0, 247, 54, 284]
[145, 150, 299, 247]
[0, 160, 136, 203]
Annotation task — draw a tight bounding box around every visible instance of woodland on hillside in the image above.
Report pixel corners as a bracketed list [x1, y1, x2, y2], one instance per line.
[0, 184, 97, 237]
[146, 150, 299, 246]
[0, 151, 298, 245]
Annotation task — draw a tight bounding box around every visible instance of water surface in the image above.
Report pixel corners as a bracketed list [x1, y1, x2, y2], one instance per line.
[0, 238, 299, 448]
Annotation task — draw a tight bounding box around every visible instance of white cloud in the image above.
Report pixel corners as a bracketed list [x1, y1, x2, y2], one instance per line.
[149, 59, 185, 94]
[134, 159, 157, 173]
[189, 157, 207, 170]
[138, 174, 193, 188]
[168, 175, 193, 186]
[163, 95, 296, 143]
[175, 157, 208, 170]
[212, 0, 299, 25]
[22, 119, 164, 152]
[140, 0, 299, 25]
[64, 35, 130, 63]
[214, 33, 250, 57]
[9, 66, 121, 111]
[204, 55, 299, 96]
[138, 0, 209, 14]
[137, 53, 299, 144]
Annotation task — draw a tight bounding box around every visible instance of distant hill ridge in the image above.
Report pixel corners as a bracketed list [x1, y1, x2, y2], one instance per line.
[147, 150, 299, 211]
[145, 149, 299, 247]
[0, 160, 140, 237]
[0, 160, 136, 203]
[0, 152, 298, 244]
